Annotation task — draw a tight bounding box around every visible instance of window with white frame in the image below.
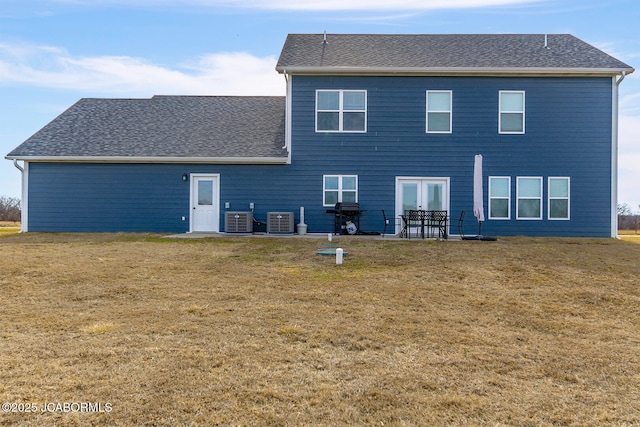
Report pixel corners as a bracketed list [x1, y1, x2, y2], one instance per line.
[548, 177, 570, 220]
[499, 91, 525, 134]
[426, 90, 452, 133]
[517, 177, 542, 219]
[323, 175, 358, 206]
[489, 176, 511, 219]
[316, 90, 366, 132]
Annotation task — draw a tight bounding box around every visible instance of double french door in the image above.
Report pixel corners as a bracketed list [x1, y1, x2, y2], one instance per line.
[395, 177, 450, 235]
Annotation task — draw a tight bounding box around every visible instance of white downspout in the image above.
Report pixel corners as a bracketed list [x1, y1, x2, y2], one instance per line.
[283, 71, 292, 164]
[612, 71, 626, 238]
[282, 72, 289, 150]
[12, 159, 27, 232]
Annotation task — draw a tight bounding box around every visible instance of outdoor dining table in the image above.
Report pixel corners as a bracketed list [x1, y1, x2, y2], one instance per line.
[400, 210, 449, 239]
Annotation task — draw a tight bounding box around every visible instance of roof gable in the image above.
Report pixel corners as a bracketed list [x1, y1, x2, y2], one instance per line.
[276, 34, 634, 75]
[7, 96, 287, 162]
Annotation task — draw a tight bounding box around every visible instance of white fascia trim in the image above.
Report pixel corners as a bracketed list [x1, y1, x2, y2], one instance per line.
[277, 66, 634, 77]
[4, 156, 290, 164]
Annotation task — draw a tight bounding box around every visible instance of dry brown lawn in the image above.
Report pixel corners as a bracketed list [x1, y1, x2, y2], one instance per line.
[0, 233, 639, 426]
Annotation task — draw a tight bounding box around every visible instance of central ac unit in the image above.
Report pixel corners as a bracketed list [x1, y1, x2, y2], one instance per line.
[225, 211, 253, 233]
[267, 212, 294, 234]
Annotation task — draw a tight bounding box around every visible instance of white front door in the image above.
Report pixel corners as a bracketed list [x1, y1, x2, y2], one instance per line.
[191, 174, 220, 232]
[396, 177, 450, 234]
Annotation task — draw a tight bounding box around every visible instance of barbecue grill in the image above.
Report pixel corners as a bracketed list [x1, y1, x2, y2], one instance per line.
[326, 202, 362, 234]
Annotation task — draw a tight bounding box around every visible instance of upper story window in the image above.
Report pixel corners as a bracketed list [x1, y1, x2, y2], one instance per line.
[489, 176, 511, 219]
[548, 177, 570, 220]
[499, 91, 525, 134]
[323, 175, 358, 206]
[516, 176, 542, 220]
[316, 90, 367, 133]
[426, 90, 452, 133]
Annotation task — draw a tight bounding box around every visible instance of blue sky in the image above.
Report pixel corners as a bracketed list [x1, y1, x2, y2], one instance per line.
[1, 0, 639, 209]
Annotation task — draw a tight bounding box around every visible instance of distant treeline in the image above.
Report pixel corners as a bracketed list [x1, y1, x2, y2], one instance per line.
[618, 214, 640, 231]
[0, 196, 21, 222]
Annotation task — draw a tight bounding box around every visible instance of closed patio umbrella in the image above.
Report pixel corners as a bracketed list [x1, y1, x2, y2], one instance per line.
[473, 154, 485, 235]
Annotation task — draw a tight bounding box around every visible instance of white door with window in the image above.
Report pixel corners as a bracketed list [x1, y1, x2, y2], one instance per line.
[395, 177, 450, 234]
[191, 174, 220, 232]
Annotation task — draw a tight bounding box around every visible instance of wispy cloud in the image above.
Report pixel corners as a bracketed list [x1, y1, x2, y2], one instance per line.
[620, 89, 640, 116]
[0, 43, 284, 96]
[618, 114, 640, 207]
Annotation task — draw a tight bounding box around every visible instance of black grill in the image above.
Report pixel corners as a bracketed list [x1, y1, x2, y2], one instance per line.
[327, 202, 362, 234]
[333, 202, 361, 215]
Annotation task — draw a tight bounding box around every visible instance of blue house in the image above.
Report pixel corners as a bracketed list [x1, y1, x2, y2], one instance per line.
[6, 34, 634, 237]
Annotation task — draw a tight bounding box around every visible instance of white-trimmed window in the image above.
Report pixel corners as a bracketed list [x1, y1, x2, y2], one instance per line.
[517, 177, 542, 220]
[426, 90, 452, 133]
[548, 177, 570, 220]
[316, 90, 367, 132]
[489, 176, 511, 219]
[499, 91, 525, 134]
[323, 175, 358, 206]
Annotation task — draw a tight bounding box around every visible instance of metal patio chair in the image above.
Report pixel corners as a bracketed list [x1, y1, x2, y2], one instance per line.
[382, 210, 402, 237]
[429, 210, 449, 239]
[457, 211, 466, 239]
[404, 210, 425, 239]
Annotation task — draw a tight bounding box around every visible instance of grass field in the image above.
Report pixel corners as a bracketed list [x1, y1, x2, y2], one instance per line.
[0, 221, 20, 234]
[0, 233, 638, 426]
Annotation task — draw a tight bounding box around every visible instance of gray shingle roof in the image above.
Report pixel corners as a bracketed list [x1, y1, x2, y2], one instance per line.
[276, 34, 634, 74]
[6, 96, 287, 161]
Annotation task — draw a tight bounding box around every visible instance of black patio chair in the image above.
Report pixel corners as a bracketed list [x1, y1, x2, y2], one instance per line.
[404, 210, 425, 239]
[458, 211, 466, 239]
[431, 210, 449, 239]
[382, 210, 402, 237]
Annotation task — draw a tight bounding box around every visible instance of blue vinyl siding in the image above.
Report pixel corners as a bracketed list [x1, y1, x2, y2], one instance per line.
[290, 75, 613, 237]
[26, 163, 298, 232]
[27, 163, 190, 232]
[26, 75, 614, 236]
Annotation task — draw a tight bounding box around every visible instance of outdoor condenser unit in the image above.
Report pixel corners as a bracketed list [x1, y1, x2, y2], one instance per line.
[225, 211, 253, 233]
[267, 212, 295, 234]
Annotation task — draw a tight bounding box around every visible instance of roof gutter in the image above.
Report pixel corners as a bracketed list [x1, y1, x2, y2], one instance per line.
[4, 156, 290, 165]
[276, 66, 635, 77]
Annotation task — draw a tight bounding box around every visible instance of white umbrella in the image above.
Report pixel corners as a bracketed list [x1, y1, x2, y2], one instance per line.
[473, 154, 485, 235]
